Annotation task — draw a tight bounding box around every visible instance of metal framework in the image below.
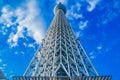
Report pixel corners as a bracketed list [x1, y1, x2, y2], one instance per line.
[13, 76, 112, 80]
[24, 3, 99, 77]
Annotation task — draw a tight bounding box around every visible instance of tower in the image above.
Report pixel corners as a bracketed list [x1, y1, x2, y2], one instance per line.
[24, 3, 98, 77]
[12, 3, 111, 80]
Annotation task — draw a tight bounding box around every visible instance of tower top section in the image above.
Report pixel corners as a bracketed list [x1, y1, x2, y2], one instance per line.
[54, 2, 66, 14]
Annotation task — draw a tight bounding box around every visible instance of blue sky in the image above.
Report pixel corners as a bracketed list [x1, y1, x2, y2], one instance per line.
[0, 0, 120, 80]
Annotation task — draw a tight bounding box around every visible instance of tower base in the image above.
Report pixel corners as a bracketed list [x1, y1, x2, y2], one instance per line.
[12, 76, 112, 80]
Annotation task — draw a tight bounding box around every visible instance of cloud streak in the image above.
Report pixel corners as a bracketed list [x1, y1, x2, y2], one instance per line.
[87, 0, 100, 12]
[97, 45, 102, 50]
[66, 2, 83, 20]
[89, 51, 95, 59]
[79, 21, 88, 30]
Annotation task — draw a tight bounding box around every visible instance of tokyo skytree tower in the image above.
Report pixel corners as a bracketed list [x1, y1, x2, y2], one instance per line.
[24, 3, 98, 77]
[12, 3, 111, 80]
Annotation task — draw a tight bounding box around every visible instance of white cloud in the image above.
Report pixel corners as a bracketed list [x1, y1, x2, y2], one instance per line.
[89, 51, 95, 59]
[66, 2, 90, 39]
[75, 31, 84, 38]
[0, 26, 8, 35]
[28, 43, 35, 48]
[16, 0, 45, 43]
[23, 41, 35, 48]
[79, 21, 88, 30]
[66, 3, 83, 20]
[0, 6, 15, 29]
[89, 51, 94, 55]
[76, 2, 81, 11]
[8, 26, 25, 47]
[7, 32, 18, 47]
[87, 0, 100, 12]
[0, 0, 45, 47]
[23, 42, 27, 47]
[72, 13, 83, 19]
[97, 45, 102, 50]
[0, 6, 13, 23]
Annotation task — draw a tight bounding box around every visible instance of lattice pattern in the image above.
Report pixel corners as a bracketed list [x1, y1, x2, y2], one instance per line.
[24, 3, 98, 77]
[13, 76, 112, 80]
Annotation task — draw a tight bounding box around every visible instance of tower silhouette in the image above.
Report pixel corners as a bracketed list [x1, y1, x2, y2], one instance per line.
[12, 3, 111, 80]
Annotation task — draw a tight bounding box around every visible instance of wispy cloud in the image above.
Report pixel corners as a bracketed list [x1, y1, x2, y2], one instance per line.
[28, 43, 35, 48]
[0, 0, 45, 47]
[7, 27, 25, 47]
[96, 0, 120, 26]
[66, 2, 83, 20]
[66, 2, 89, 39]
[2, 64, 7, 67]
[0, 25, 8, 35]
[0, 5, 14, 25]
[89, 51, 95, 59]
[97, 45, 102, 50]
[75, 31, 84, 38]
[86, 0, 100, 12]
[79, 21, 88, 30]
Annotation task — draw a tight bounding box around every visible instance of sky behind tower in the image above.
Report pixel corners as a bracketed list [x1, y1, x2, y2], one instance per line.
[0, 0, 120, 80]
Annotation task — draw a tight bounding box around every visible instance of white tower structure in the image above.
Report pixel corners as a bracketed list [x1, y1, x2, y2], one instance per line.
[24, 3, 98, 77]
[12, 3, 111, 80]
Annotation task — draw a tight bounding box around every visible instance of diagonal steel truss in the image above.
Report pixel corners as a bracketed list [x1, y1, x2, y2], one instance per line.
[24, 3, 99, 77]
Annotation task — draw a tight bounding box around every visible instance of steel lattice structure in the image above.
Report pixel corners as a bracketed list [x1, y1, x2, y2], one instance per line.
[24, 3, 99, 77]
